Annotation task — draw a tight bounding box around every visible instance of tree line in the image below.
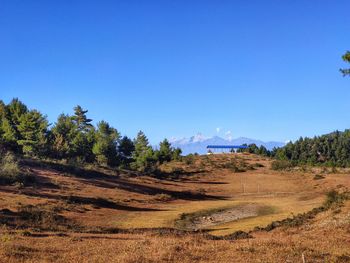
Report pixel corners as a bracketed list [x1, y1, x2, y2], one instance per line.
[0, 98, 181, 172]
[238, 129, 350, 167]
[272, 130, 350, 167]
[236, 144, 271, 156]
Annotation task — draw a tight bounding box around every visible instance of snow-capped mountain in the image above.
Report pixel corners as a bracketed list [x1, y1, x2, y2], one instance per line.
[169, 133, 285, 155]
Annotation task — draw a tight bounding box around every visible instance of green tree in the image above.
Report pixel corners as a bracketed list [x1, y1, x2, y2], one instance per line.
[118, 136, 135, 166]
[72, 105, 93, 132]
[51, 114, 77, 159]
[172, 147, 182, 161]
[0, 98, 29, 152]
[17, 110, 49, 156]
[0, 117, 17, 151]
[258, 145, 269, 156]
[92, 121, 120, 166]
[340, 51, 350, 76]
[246, 144, 259, 154]
[0, 100, 6, 120]
[71, 127, 96, 162]
[156, 139, 173, 163]
[71, 105, 95, 162]
[131, 131, 156, 172]
[6, 98, 28, 126]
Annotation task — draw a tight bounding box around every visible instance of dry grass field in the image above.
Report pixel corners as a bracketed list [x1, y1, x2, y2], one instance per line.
[0, 153, 349, 262]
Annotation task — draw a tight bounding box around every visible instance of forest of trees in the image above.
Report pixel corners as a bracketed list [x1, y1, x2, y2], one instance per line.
[0, 98, 182, 172]
[238, 129, 350, 167]
[272, 131, 350, 167]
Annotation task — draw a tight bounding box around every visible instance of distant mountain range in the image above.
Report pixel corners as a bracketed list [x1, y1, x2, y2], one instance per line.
[168, 133, 285, 155]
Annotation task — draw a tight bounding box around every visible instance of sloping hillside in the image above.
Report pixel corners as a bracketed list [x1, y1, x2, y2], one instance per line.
[0, 153, 349, 262]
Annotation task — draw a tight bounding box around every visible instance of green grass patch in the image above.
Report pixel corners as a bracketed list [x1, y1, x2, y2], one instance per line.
[257, 206, 278, 216]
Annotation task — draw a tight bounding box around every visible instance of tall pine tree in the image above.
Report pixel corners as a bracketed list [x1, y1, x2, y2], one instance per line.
[72, 105, 93, 132]
[51, 114, 77, 159]
[17, 110, 49, 156]
[92, 121, 120, 166]
[131, 131, 156, 172]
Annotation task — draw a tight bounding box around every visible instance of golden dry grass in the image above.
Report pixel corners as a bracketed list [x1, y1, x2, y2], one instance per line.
[0, 153, 349, 262]
[0, 201, 350, 262]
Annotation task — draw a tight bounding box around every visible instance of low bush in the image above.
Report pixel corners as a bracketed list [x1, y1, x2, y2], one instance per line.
[324, 190, 348, 208]
[153, 193, 173, 202]
[313, 174, 325, 180]
[271, 160, 294, 171]
[17, 205, 79, 231]
[253, 163, 264, 168]
[183, 155, 195, 165]
[0, 152, 25, 185]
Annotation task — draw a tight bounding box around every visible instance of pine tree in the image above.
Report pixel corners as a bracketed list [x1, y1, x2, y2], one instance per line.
[0, 117, 17, 151]
[51, 114, 77, 159]
[72, 105, 93, 132]
[0, 98, 29, 152]
[172, 148, 182, 161]
[340, 51, 350, 76]
[118, 136, 135, 166]
[92, 121, 120, 166]
[6, 98, 28, 126]
[156, 139, 173, 163]
[258, 145, 269, 156]
[0, 101, 6, 151]
[0, 100, 6, 120]
[17, 110, 49, 156]
[131, 131, 156, 172]
[71, 106, 95, 162]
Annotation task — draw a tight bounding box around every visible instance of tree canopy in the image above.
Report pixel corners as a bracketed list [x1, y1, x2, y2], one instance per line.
[340, 51, 350, 76]
[0, 98, 182, 172]
[272, 130, 350, 167]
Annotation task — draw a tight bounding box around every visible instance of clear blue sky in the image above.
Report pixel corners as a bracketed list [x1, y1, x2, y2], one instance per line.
[1, 0, 349, 144]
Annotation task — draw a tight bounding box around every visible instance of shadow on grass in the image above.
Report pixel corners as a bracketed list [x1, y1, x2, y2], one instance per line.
[81, 178, 227, 201]
[185, 181, 229, 185]
[0, 207, 78, 231]
[23, 192, 165, 211]
[22, 158, 227, 201]
[22, 159, 116, 179]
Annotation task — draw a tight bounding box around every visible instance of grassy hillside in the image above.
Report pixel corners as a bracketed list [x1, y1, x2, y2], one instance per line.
[0, 153, 349, 262]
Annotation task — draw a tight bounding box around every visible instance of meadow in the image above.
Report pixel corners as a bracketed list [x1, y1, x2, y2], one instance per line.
[0, 153, 349, 262]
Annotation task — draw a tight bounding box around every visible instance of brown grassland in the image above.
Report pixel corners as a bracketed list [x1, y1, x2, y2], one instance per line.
[0, 153, 349, 262]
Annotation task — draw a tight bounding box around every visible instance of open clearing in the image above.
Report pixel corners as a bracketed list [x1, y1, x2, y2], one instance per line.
[1, 153, 350, 262]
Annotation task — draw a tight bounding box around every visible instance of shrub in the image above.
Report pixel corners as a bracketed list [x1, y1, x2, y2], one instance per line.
[324, 190, 348, 208]
[271, 160, 294, 171]
[313, 174, 325, 180]
[153, 193, 173, 202]
[0, 152, 22, 184]
[183, 154, 195, 165]
[18, 205, 77, 231]
[253, 163, 264, 168]
[168, 167, 184, 174]
[0, 151, 34, 185]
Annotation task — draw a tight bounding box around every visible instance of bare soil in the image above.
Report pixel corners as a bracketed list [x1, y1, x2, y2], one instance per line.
[178, 203, 268, 230]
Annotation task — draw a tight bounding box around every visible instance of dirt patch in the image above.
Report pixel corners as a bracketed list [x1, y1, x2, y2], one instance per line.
[176, 203, 274, 230]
